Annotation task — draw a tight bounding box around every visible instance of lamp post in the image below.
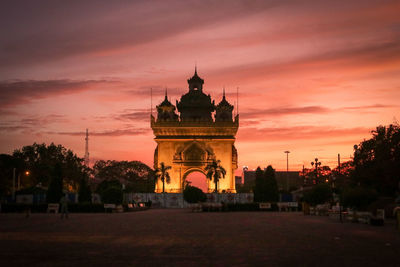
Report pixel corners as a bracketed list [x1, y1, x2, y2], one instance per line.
[12, 168, 16, 201]
[12, 168, 30, 201]
[311, 158, 321, 184]
[284, 151, 290, 192]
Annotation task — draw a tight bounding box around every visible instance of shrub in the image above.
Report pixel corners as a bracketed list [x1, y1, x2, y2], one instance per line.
[96, 179, 123, 204]
[223, 203, 279, 212]
[101, 186, 123, 204]
[47, 163, 64, 203]
[183, 185, 207, 203]
[0, 203, 105, 213]
[67, 203, 105, 213]
[303, 184, 332, 206]
[78, 176, 92, 203]
[342, 187, 378, 211]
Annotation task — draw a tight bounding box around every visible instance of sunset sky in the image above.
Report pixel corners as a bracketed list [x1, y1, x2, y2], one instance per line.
[1, 0, 399, 175]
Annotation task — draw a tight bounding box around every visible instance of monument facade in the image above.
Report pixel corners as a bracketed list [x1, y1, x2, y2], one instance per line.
[151, 69, 239, 193]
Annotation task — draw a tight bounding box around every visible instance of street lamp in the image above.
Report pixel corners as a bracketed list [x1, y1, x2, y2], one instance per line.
[284, 151, 290, 192]
[311, 158, 321, 184]
[12, 168, 30, 201]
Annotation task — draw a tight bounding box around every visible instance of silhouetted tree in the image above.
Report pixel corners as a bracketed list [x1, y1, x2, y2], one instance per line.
[303, 184, 332, 206]
[78, 173, 92, 203]
[342, 186, 378, 211]
[254, 166, 279, 202]
[12, 143, 85, 190]
[92, 160, 155, 192]
[96, 179, 123, 204]
[0, 154, 24, 197]
[352, 124, 400, 197]
[264, 165, 279, 202]
[47, 163, 64, 203]
[183, 185, 207, 203]
[155, 162, 171, 193]
[253, 167, 266, 202]
[205, 159, 226, 193]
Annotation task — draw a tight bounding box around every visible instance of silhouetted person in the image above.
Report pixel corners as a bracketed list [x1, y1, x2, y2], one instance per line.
[60, 194, 69, 219]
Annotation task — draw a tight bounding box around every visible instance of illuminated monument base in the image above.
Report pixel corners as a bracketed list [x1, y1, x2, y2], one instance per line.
[152, 118, 238, 193]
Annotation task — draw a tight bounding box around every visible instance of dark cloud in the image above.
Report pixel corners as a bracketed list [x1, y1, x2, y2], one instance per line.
[0, 124, 30, 132]
[0, 114, 69, 134]
[49, 128, 150, 137]
[240, 104, 395, 120]
[0, 79, 112, 107]
[0, 0, 280, 69]
[128, 86, 183, 98]
[114, 109, 150, 122]
[237, 126, 371, 142]
[241, 106, 330, 119]
[215, 40, 400, 82]
[342, 104, 394, 110]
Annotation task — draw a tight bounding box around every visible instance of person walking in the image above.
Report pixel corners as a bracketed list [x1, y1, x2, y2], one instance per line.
[60, 194, 69, 219]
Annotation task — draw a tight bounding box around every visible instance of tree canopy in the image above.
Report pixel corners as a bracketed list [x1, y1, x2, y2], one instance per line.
[0, 143, 87, 197]
[183, 185, 207, 203]
[205, 159, 226, 193]
[352, 124, 400, 197]
[92, 160, 155, 193]
[253, 166, 279, 202]
[154, 162, 171, 193]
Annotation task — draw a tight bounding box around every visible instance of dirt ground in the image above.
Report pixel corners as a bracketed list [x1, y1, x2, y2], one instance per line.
[0, 209, 399, 266]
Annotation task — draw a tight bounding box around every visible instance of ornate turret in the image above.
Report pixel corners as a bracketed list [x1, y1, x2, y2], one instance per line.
[215, 89, 234, 122]
[177, 69, 215, 122]
[156, 90, 178, 122]
[187, 66, 204, 91]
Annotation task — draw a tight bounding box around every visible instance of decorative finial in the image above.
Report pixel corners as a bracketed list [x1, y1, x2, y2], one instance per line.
[165, 88, 168, 100]
[223, 87, 226, 99]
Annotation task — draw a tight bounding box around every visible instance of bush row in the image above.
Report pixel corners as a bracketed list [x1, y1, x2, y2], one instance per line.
[223, 203, 280, 212]
[0, 203, 140, 213]
[197, 203, 282, 212]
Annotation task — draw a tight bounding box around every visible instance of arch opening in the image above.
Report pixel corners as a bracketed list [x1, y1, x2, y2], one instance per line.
[184, 170, 208, 193]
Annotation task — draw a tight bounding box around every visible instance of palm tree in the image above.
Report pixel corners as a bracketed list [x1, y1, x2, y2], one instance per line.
[155, 162, 171, 193]
[205, 159, 226, 193]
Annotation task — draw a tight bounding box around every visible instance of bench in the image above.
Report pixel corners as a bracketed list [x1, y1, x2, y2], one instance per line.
[191, 203, 202, 212]
[259, 203, 271, 210]
[47, 203, 59, 213]
[104, 204, 116, 212]
[201, 202, 223, 212]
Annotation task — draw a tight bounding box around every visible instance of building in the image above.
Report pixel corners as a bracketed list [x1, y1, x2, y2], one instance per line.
[242, 169, 302, 192]
[151, 69, 239, 193]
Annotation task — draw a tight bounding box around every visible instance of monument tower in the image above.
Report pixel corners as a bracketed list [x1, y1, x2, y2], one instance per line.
[151, 69, 239, 193]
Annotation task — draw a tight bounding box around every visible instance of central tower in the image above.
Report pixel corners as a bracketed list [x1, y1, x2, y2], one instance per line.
[151, 69, 239, 193]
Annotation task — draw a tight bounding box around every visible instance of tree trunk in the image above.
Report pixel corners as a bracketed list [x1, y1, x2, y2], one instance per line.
[162, 179, 165, 193]
[215, 178, 218, 193]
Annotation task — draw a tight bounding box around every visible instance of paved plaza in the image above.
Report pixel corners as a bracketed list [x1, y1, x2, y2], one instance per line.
[0, 209, 399, 266]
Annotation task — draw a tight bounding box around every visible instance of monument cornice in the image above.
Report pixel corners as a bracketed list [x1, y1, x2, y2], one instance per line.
[151, 115, 239, 137]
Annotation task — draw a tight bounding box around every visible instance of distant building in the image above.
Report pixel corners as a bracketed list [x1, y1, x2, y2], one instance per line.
[242, 169, 302, 192]
[235, 176, 242, 187]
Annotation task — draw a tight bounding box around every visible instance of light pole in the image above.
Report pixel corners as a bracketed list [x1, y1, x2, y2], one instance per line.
[311, 158, 321, 184]
[12, 168, 16, 201]
[12, 168, 30, 201]
[284, 151, 290, 192]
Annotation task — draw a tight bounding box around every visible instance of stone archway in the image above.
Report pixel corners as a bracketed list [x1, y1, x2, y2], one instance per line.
[182, 168, 209, 193]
